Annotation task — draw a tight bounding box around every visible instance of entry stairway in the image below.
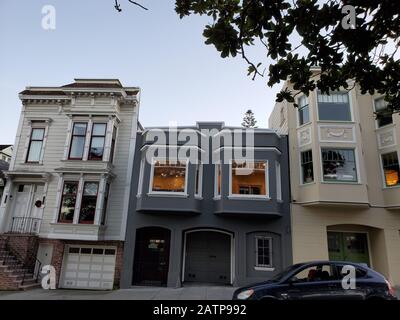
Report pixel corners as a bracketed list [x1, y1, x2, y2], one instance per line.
[0, 238, 41, 290]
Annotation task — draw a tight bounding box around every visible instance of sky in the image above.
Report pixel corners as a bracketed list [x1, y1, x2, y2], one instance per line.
[0, 0, 282, 144]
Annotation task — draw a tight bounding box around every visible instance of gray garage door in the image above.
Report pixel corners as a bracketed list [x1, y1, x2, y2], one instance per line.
[184, 231, 231, 284]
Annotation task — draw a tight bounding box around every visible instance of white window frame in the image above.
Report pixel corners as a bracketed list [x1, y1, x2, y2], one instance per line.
[297, 95, 311, 127]
[276, 161, 282, 201]
[22, 119, 51, 165]
[316, 91, 353, 123]
[148, 157, 189, 197]
[137, 158, 145, 196]
[228, 160, 270, 200]
[300, 149, 314, 185]
[373, 97, 393, 129]
[320, 147, 359, 184]
[379, 150, 400, 189]
[255, 236, 273, 269]
[195, 162, 203, 198]
[214, 163, 221, 199]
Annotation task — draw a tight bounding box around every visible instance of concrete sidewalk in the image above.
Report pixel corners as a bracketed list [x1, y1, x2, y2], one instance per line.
[0, 285, 237, 300]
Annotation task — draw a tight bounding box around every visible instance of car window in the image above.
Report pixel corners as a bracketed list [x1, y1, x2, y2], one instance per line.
[290, 264, 336, 283]
[336, 265, 367, 279]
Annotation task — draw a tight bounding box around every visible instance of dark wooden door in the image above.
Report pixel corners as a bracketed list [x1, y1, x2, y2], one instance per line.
[133, 227, 171, 286]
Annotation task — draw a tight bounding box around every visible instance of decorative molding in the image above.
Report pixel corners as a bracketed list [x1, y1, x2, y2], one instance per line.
[318, 124, 356, 143]
[377, 128, 397, 149]
[298, 126, 312, 147]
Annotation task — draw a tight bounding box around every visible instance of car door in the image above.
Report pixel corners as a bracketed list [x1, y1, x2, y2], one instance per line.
[281, 264, 339, 300]
[332, 264, 367, 300]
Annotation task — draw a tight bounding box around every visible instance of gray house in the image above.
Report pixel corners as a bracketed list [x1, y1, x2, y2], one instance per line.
[121, 122, 292, 288]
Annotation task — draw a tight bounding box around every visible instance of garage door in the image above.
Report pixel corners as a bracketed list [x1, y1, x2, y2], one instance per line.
[184, 231, 231, 284]
[60, 246, 117, 290]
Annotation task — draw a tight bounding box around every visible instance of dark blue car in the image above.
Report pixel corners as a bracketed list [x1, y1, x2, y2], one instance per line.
[233, 261, 398, 300]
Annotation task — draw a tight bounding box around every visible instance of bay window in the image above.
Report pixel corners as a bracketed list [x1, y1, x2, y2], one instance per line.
[375, 98, 393, 128]
[301, 150, 314, 184]
[231, 161, 268, 197]
[58, 182, 78, 223]
[298, 95, 310, 126]
[79, 182, 99, 224]
[151, 160, 187, 193]
[26, 128, 45, 162]
[322, 148, 357, 182]
[69, 123, 87, 160]
[381, 152, 400, 187]
[89, 123, 107, 160]
[318, 91, 351, 121]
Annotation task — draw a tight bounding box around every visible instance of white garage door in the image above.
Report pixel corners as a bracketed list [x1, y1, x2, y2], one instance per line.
[61, 246, 117, 290]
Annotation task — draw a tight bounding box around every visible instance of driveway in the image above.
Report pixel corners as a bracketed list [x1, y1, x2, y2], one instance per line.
[0, 285, 237, 300]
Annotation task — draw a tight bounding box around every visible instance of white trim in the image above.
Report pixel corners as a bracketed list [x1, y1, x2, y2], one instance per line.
[182, 228, 234, 285]
[73, 176, 85, 224]
[319, 147, 360, 184]
[228, 160, 269, 199]
[148, 157, 189, 197]
[299, 149, 315, 185]
[137, 157, 145, 196]
[213, 146, 281, 155]
[316, 90, 354, 122]
[255, 236, 273, 269]
[195, 163, 203, 198]
[53, 174, 65, 223]
[276, 161, 282, 201]
[318, 124, 356, 144]
[214, 163, 221, 199]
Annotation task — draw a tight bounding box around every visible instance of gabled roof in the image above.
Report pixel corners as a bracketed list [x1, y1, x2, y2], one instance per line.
[0, 145, 12, 151]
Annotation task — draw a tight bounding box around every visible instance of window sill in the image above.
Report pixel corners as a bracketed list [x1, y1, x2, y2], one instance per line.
[228, 195, 271, 201]
[296, 122, 312, 130]
[20, 162, 43, 166]
[300, 181, 316, 186]
[147, 192, 189, 198]
[194, 195, 203, 200]
[254, 266, 275, 272]
[321, 181, 361, 185]
[375, 123, 395, 131]
[50, 222, 102, 227]
[317, 120, 355, 124]
[382, 185, 400, 190]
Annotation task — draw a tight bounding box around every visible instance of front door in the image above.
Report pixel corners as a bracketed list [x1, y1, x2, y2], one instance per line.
[328, 232, 370, 265]
[133, 227, 171, 286]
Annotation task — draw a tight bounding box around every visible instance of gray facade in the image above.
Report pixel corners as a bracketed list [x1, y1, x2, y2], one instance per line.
[121, 122, 292, 288]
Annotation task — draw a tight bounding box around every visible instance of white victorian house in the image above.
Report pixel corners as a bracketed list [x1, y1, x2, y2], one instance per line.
[0, 79, 140, 290]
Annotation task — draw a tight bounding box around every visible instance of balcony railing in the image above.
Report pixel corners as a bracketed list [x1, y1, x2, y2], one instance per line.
[10, 217, 41, 234]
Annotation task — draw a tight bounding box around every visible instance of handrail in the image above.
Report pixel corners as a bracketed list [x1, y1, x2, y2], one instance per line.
[0, 237, 43, 286]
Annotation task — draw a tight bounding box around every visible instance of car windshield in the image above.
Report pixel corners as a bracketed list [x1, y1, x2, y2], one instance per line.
[270, 264, 303, 282]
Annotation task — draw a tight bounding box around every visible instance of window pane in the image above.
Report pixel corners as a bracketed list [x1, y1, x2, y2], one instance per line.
[301, 150, 314, 183]
[322, 149, 357, 182]
[232, 162, 266, 195]
[92, 123, 107, 136]
[58, 182, 78, 223]
[69, 136, 85, 159]
[299, 105, 310, 126]
[291, 265, 335, 282]
[318, 92, 351, 121]
[89, 137, 105, 160]
[84, 182, 98, 196]
[382, 152, 400, 187]
[256, 237, 272, 267]
[375, 98, 393, 128]
[152, 161, 186, 192]
[31, 128, 45, 140]
[27, 141, 42, 162]
[73, 123, 87, 135]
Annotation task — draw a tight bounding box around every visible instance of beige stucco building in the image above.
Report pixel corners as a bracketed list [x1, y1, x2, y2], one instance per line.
[269, 78, 400, 286]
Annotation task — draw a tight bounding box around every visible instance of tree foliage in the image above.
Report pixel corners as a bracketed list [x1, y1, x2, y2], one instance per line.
[242, 109, 258, 128]
[175, 0, 400, 115]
